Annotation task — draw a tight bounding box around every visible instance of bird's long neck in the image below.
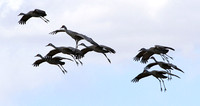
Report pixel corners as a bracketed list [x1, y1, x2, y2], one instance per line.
[82, 44, 88, 48]
[50, 44, 58, 49]
[19, 13, 26, 16]
[62, 26, 69, 33]
[38, 54, 44, 59]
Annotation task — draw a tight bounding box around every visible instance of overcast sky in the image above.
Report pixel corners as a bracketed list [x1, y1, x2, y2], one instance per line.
[0, 0, 200, 106]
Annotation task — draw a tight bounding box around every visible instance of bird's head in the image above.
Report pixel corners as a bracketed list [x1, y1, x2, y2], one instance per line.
[78, 43, 87, 47]
[46, 43, 53, 47]
[60, 25, 66, 29]
[35, 54, 42, 57]
[18, 13, 25, 16]
[139, 48, 146, 52]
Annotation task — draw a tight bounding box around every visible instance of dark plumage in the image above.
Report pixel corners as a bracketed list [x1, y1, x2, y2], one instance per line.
[18, 9, 49, 24]
[131, 70, 180, 91]
[79, 43, 116, 63]
[46, 43, 83, 65]
[145, 56, 184, 73]
[145, 56, 184, 80]
[133, 45, 175, 63]
[49, 25, 99, 48]
[33, 54, 73, 74]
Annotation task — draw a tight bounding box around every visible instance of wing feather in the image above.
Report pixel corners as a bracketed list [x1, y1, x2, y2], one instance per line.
[131, 72, 151, 82]
[18, 15, 31, 24]
[33, 59, 45, 67]
[49, 29, 66, 35]
[133, 51, 146, 61]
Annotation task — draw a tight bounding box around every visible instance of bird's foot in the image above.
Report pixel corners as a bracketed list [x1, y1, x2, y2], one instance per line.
[80, 61, 83, 65]
[108, 59, 111, 64]
[64, 70, 67, 74]
[75, 61, 79, 66]
[62, 71, 65, 74]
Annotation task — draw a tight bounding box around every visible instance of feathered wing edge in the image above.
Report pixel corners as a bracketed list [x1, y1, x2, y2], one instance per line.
[131, 72, 151, 83]
[162, 71, 181, 79]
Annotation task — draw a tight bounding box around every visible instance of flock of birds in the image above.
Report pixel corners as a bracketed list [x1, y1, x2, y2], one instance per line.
[132, 45, 184, 91]
[18, 9, 183, 92]
[18, 9, 115, 74]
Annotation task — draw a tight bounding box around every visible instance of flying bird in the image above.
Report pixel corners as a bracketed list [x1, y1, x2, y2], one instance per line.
[144, 56, 184, 79]
[18, 9, 49, 24]
[131, 70, 180, 91]
[79, 43, 116, 63]
[33, 54, 73, 74]
[49, 25, 99, 49]
[46, 43, 83, 65]
[133, 45, 174, 63]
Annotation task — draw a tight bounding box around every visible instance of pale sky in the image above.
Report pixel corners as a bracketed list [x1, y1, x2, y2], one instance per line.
[0, 0, 200, 106]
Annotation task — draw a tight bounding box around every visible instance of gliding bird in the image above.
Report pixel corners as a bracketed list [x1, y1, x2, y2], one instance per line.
[18, 9, 49, 24]
[46, 43, 83, 65]
[131, 70, 180, 91]
[145, 56, 184, 79]
[133, 45, 174, 63]
[33, 54, 73, 74]
[79, 43, 116, 63]
[49, 25, 99, 48]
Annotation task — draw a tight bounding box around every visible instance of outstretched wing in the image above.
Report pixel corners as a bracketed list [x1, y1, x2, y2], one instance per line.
[80, 47, 94, 57]
[80, 34, 99, 46]
[133, 51, 146, 61]
[159, 71, 181, 79]
[169, 64, 184, 73]
[53, 56, 73, 61]
[49, 29, 66, 35]
[155, 45, 175, 51]
[18, 15, 31, 24]
[144, 62, 158, 69]
[131, 72, 151, 82]
[141, 51, 154, 64]
[33, 59, 45, 67]
[46, 49, 61, 57]
[101, 45, 116, 54]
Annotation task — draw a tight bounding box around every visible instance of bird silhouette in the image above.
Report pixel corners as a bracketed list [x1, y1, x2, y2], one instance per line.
[133, 45, 174, 63]
[18, 9, 49, 24]
[131, 70, 180, 91]
[79, 43, 116, 63]
[144, 56, 184, 79]
[33, 54, 73, 74]
[49, 25, 99, 49]
[46, 43, 83, 65]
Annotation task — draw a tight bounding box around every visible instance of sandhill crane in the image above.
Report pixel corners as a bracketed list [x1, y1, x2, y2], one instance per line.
[18, 9, 49, 24]
[133, 45, 174, 63]
[49, 25, 99, 48]
[46, 43, 83, 65]
[131, 70, 180, 91]
[33, 54, 73, 74]
[145, 56, 184, 79]
[79, 43, 116, 63]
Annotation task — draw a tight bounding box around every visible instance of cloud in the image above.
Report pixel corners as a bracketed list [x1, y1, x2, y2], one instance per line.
[0, 0, 23, 18]
[1, 0, 200, 105]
